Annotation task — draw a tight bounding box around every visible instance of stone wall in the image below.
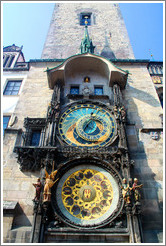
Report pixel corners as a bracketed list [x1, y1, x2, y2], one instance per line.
[121, 63, 162, 128]
[12, 62, 61, 129]
[3, 71, 28, 115]
[41, 3, 135, 59]
[120, 62, 163, 243]
[3, 60, 163, 243]
[3, 62, 57, 242]
[3, 131, 39, 242]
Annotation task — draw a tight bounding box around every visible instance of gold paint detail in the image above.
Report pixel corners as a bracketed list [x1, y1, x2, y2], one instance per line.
[79, 185, 96, 202]
[62, 169, 113, 220]
[58, 104, 116, 148]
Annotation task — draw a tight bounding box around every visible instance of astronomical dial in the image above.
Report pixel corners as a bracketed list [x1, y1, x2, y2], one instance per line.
[58, 103, 117, 148]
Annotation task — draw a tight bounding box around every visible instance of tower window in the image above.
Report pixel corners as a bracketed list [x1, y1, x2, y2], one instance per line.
[3, 80, 22, 95]
[70, 86, 79, 95]
[94, 86, 103, 95]
[80, 13, 91, 26]
[3, 116, 10, 135]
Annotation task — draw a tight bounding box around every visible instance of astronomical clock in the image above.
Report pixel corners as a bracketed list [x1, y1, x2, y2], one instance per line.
[45, 101, 124, 231]
[58, 103, 117, 148]
[24, 57, 143, 243]
[18, 83, 142, 243]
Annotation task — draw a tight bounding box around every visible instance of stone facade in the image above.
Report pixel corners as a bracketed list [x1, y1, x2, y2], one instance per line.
[41, 3, 135, 59]
[120, 62, 163, 242]
[3, 59, 163, 243]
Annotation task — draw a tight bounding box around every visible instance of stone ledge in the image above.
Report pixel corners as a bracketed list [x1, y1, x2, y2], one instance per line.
[141, 128, 163, 133]
[4, 128, 22, 134]
[3, 201, 18, 214]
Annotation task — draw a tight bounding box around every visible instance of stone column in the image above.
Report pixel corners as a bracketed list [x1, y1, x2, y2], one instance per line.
[46, 82, 61, 146]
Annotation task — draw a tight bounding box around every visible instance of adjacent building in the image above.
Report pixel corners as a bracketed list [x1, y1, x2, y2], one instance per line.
[3, 44, 29, 135]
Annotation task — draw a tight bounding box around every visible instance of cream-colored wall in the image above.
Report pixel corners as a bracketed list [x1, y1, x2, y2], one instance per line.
[64, 71, 113, 98]
[121, 63, 162, 128]
[3, 72, 28, 115]
[13, 62, 60, 129]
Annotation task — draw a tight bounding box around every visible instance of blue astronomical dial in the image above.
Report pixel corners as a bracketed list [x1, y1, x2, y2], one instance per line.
[84, 120, 97, 134]
[58, 104, 117, 148]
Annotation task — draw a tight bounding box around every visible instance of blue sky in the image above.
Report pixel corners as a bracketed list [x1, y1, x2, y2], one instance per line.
[2, 2, 164, 61]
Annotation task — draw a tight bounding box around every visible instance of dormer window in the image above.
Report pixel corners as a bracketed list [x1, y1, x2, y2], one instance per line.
[3, 54, 16, 68]
[8, 55, 15, 67]
[80, 13, 91, 26]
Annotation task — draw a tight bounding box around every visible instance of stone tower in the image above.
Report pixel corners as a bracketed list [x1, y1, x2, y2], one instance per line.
[41, 3, 135, 59]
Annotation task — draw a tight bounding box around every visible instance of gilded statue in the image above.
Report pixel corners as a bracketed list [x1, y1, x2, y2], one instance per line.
[43, 169, 59, 202]
[121, 178, 132, 204]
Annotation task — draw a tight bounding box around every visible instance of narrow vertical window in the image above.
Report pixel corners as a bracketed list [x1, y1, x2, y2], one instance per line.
[80, 13, 91, 26]
[150, 66, 154, 74]
[3, 56, 10, 67]
[3, 116, 10, 135]
[8, 55, 15, 67]
[155, 66, 159, 74]
[159, 66, 163, 74]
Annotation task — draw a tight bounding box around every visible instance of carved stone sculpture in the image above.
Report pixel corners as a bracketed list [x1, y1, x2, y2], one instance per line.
[120, 106, 126, 122]
[33, 178, 42, 201]
[83, 86, 91, 96]
[132, 178, 143, 204]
